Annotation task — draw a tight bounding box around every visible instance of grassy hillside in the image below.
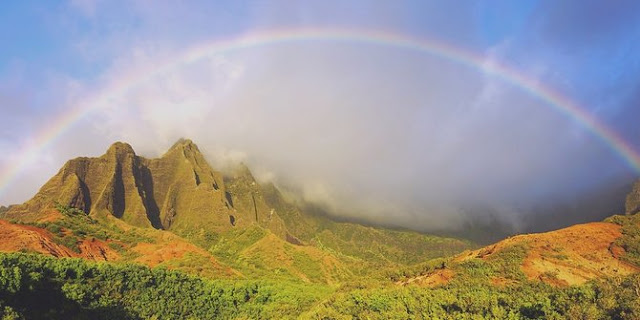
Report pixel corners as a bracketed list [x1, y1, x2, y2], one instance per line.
[393, 220, 639, 288]
[261, 183, 471, 267]
[4, 204, 236, 279]
[208, 225, 354, 283]
[311, 221, 470, 265]
[1, 200, 472, 284]
[1, 252, 639, 319]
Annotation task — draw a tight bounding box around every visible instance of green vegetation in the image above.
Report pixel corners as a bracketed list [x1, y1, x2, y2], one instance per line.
[0, 252, 331, 320]
[606, 214, 640, 265]
[0, 194, 638, 319]
[307, 276, 640, 319]
[483, 244, 528, 282]
[54, 202, 88, 219]
[207, 225, 354, 283]
[28, 204, 153, 251]
[386, 258, 449, 282]
[312, 223, 470, 265]
[262, 184, 473, 267]
[210, 225, 269, 263]
[0, 252, 639, 319]
[387, 243, 527, 285]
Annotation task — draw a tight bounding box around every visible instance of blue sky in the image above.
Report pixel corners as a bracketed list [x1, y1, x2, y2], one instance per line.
[1, 1, 640, 230]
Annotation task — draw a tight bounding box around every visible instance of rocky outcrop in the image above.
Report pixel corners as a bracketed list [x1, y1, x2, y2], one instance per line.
[625, 180, 640, 215]
[3, 141, 150, 225]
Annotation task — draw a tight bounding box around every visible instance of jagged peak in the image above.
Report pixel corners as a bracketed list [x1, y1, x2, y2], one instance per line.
[170, 138, 198, 151]
[164, 138, 205, 161]
[105, 142, 136, 158]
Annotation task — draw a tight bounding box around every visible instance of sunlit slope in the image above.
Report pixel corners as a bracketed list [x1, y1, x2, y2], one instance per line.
[0, 206, 353, 283]
[0, 207, 235, 278]
[397, 218, 640, 288]
[209, 225, 354, 283]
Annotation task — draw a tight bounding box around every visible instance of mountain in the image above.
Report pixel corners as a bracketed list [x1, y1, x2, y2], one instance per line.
[0, 139, 470, 282]
[1, 141, 639, 319]
[3, 139, 286, 235]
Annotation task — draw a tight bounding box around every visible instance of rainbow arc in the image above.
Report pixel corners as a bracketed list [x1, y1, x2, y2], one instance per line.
[1, 28, 638, 197]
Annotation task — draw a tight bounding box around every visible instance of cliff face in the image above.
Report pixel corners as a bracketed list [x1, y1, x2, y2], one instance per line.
[3, 139, 286, 236]
[625, 180, 640, 215]
[3, 142, 148, 225]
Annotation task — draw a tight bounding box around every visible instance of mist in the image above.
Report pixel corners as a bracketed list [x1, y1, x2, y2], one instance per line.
[1, 1, 639, 234]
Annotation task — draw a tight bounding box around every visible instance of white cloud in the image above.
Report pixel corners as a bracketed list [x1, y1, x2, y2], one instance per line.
[2, 2, 632, 233]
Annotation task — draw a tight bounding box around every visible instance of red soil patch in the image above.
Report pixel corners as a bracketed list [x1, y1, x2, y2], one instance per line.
[0, 220, 75, 258]
[133, 242, 201, 266]
[490, 277, 517, 287]
[35, 209, 64, 223]
[398, 269, 454, 287]
[131, 231, 235, 276]
[77, 238, 120, 261]
[0, 219, 233, 277]
[400, 222, 640, 288]
[0, 219, 119, 261]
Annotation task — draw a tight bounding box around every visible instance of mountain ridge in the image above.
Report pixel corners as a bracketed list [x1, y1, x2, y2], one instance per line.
[3, 140, 285, 235]
[0, 139, 471, 283]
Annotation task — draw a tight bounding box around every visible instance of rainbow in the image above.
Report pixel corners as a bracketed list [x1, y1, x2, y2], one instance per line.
[2, 28, 639, 199]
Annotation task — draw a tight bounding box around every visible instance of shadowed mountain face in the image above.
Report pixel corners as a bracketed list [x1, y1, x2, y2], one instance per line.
[626, 180, 640, 215]
[3, 139, 287, 236]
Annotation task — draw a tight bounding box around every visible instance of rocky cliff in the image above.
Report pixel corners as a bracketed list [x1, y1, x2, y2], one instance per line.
[3, 139, 286, 236]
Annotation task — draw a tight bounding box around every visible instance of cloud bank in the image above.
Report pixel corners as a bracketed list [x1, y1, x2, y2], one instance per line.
[46, 41, 629, 231]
